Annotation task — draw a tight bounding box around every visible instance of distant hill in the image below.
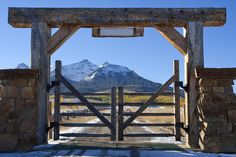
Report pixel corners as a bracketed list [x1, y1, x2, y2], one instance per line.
[76, 62, 162, 92]
[16, 63, 29, 69]
[17, 60, 181, 95]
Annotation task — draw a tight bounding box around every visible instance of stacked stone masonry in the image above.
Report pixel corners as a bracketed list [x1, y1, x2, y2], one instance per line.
[196, 68, 236, 153]
[0, 70, 39, 152]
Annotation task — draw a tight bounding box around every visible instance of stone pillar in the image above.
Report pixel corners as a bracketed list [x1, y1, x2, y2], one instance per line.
[196, 68, 236, 152]
[0, 69, 39, 152]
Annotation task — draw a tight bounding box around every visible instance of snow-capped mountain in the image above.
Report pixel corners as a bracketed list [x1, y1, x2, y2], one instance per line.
[16, 63, 29, 69]
[84, 62, 131, 81]
[51, 59, 99, 82]
[77, 62, 162, 92]
[16, 60, 175, 93]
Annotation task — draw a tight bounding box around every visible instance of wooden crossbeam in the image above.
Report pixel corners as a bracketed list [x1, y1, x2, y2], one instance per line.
[9, 8, 226, 28]
[48, 24, 79, 55]
[59, 74, 115, 133]
[60, 133, 111, 137]
[121, 73, 178, 130]
[154, 26, 187, 56]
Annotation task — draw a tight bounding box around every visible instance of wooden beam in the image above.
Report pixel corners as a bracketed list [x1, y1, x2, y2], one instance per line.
[184, 22, 204, 148]
[173, 60, 181, 141]
[48, 24, 80, 55]
[121, 73, 178, 130]
[53, 60, 61, 140]
[9, 8, 226, 28]
[60, 133, 111, 137]
[59, 74, 115, 132]
[31, 22, 51, 144]
[118, 87, 124, 141]
[110, 87, 116, 141]
[155, 26, 187, 55]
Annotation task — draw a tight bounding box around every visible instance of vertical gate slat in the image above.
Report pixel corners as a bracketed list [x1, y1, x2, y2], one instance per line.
[174, 60, 181, 141]
[54, 60, 61, 140]
[48, 102, 52, 139]
[118, 87, 124, 141]
[111, 87, 116, 141]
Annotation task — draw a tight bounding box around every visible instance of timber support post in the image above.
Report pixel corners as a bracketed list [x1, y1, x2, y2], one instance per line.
[31, 22, 51, 144]
[111, 87, 117, 141]
[54, 60, 62, 140]
[184, 22, 204, 148]
[173, 60, 181, 141]
[118, 87, 124, 141]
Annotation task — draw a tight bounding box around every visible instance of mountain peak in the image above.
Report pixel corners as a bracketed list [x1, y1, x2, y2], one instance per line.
[80, 59, 90, 63]
[102, 62, 110, 67]
[16, 63, 29, 69]
[51, 59, 99, 82]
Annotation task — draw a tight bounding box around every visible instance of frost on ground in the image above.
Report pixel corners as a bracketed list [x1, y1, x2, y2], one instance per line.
[1, 119, 235, 157]
[0, 149, 235, 157]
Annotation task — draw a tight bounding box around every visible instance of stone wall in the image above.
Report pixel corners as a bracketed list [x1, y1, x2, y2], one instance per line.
[195, 68, 236, 152]
[0, 69, 39, 152]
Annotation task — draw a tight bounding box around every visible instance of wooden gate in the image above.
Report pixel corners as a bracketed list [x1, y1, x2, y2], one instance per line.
[118, 60, 181, 141]
[52, 60, 181, 142]
[53, 60, 116, 141]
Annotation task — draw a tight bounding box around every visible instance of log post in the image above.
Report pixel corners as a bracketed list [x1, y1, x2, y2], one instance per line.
[48, 102, 52, 139]
[31, 22, 51, 144]
[118, 87, 124, 141]
[54, 60, 62, 140]
[111, 87, 116, 141]
[173, 60, 181, 141]
[184, 22, 204, 148]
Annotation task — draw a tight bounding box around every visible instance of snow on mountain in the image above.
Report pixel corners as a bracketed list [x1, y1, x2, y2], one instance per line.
[16, 63, 29, 69]
[84, 62, 130, 81]
[78, 62, 162, 92]
[51, 59, 99, 82]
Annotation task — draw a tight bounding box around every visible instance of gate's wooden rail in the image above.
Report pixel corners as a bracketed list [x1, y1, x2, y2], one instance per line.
[53, 60, 116, 141]
[52, 60, 181, 142]
[118, 60, 181, 141]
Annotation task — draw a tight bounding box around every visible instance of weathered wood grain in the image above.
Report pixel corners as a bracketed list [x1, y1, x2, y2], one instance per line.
[48, 24, 80, 55]
[184, 22, 204, 148]
[111, 87, 116, 141]
[173, 60, 181, 141]
[59, 74, 115, 132]
[121, 73, 178, 130]
[118, 87, 124, 141]
[124, 133, 175, 137]
[9, 8, 226, 28]
[155, 26, 187, 55]
[31, 22, 51, 144]
[53, 60, 61, 140]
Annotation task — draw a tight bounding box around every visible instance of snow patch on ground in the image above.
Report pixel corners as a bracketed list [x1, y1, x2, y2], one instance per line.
[33, 118, 100, 150]
[133, 119, 181, 144]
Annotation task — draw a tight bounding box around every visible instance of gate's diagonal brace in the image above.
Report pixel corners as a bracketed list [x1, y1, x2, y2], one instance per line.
[121, 73, 178, 130]
[59, 74, 116, 133]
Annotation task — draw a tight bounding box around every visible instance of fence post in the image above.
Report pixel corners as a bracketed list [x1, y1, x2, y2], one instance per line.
[174, 60, 181, 141]
[54, 60, 62, 140]
[118, 87, 124, 141]
[48, 101, 52, 139]
[111, 87, 116, 141]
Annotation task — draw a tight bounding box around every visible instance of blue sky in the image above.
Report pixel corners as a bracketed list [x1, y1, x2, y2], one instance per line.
[0, 0, 236, 85]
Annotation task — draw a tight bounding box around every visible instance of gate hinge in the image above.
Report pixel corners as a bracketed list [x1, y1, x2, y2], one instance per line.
[46, 122, 59, 132]
[175, 81, 188, 92]
[176, 122, 189, 133]
[47, 81, 60, 92]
